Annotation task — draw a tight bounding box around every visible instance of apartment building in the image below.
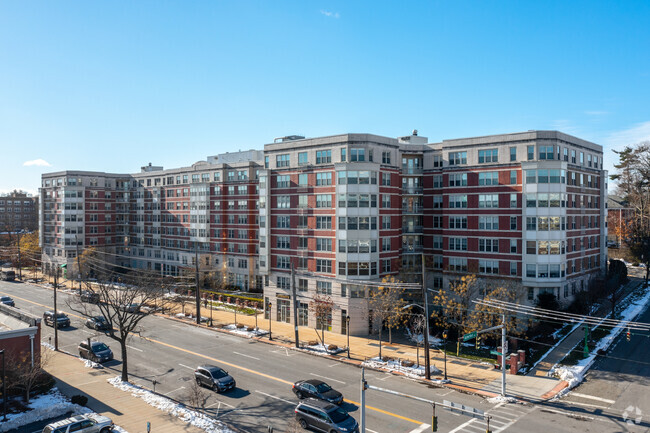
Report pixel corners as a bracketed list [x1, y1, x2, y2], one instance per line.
[40, 130, 607, 336]
[0, 190, 39, 232]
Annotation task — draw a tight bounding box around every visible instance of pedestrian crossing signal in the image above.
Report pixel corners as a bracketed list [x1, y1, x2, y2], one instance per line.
[432, 415, 438, 432]
[626, 329, 631, 341]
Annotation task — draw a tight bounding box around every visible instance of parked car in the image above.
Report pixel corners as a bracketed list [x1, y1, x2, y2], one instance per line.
[81, 290, 100, 304]
[0, 296, 15, 307]
[0, 270, 15, 281]
[43, 311, 70, 328]
[294, 398, 359, 433]
[118, 303, 141, 313]
[194, 364, 236, 392]
[607, 241, 619, 248]
[292, 379, 343, 405]
[78, 340, 113, 363]
[42, 413, 114, 433]
[86, 316, 110, 331]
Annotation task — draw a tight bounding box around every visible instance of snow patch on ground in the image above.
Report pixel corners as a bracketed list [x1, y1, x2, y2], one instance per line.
[362, 356, 442, 379]
[81, 358, 103, 369]
[223, 323, 269, 337]
[0, 389, 129, 433]
[486, 395, 517, 404]
[527, 320, 583, 374]
[301, 342, 346, 355]
[550, 285, 650, 399]
[108, 376, 234, 433]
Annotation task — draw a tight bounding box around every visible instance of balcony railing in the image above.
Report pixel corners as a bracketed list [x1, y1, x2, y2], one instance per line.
[401, 187, 423, 195]
[401, 166, 423, 175]
[401, 205, 423, 214]
[402, 225, 424, 234]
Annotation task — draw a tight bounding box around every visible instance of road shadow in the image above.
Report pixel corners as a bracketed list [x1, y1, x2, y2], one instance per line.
[51, 373, 123, 418]
[220, 387, 251, 399]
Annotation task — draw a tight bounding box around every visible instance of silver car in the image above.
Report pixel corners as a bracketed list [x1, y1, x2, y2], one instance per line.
[42, 413, 114, 433]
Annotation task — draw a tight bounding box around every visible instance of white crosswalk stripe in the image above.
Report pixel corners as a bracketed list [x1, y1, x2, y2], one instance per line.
[449, 402, 535, 433]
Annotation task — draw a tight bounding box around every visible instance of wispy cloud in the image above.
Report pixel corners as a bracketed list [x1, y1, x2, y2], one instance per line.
[320, 10, 340, 18]
[23, 158, 51, 167]
[585, 110, 609, 116]
[604, 120, 650, 150]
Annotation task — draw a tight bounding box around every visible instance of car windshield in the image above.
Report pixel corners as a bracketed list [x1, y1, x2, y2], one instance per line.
[55, 313, 67, 319]
[0, 297, 10, 301]
[93, 343, 109, 352]
[210, 368, 228, 379]
[329, 407, 350, 423]
[94, 316, 106, 322]
[315, 382, 332, 393]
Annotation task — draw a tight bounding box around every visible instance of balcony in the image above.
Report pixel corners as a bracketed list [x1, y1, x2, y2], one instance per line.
[401, 205, 423, 214]
[401, 166, 423, 175]
[402, 225, 424, 234]
[401, 187, 423, 195]
[402, 245, 423, 253]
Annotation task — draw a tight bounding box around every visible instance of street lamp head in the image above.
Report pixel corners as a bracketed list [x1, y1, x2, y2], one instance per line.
[442, 330, 448, 339]
[346, 315, 350, 323]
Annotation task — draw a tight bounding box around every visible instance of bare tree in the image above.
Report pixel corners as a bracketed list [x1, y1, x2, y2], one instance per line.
[285, 418, 305, 433]
[186, 380, 209, 412]
[6, 347, 52, 403]
[368, 276, 407, 360]
[309, 293, 334, 348]
[407, 314, 426, 368]
[67, 270, 173, 382]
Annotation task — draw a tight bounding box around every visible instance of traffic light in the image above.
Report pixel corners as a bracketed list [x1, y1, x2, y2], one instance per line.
[626, 328, 631, 342]
[476, 336, 481, 350]
[432, 415, 438, 432]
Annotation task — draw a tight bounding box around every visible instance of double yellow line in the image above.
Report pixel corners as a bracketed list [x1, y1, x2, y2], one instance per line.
[5, 290, 422, 426]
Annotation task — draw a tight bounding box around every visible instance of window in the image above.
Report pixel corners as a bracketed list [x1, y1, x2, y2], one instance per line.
[449, 173, 467, 186]
[316, 150, 331, 164]
[580, 152, 584, 165]
[316, 194, 331, 208]
[526, 217, 537, 230]
[526, 241, 536, 254]
[298, 152, 308, 165]
[449, 195, 467, 208]
[277, 216, 290, 228]
[433, 195, 443, 208]
[478, 194, 499, 208]
[510, 216, 517, 230]
[381, 259, 391, 274]
[276, 175, 290, 188]
[316, 238, 332, 251]
[316, 281, 332, 294]
[277, 256, 291, 269]
[341, 148, 346, 161]
[382, 237, 391, 251]
[539, 146, 554, 160]
[478, 149, 498, 163]
[298, 279, 308, 292]
[277, 275, 290, 289]
[433, 236, 443, 249]
[316, 172, 332, 186]
[382, 215, 391, 229]
[298, 195, 308, 208]
[510, 239, 517, 253]
[382, 151, 391, 164]
[478, 172, 499, 185]
[350, 148, 365, 162]
[449, 216, 468, 229]
[510, 170, 517, 185]
[276, 154, 290, 167]
[449, 151, 467, 166]
[448, 257, 467, 272]
[479, 239, 498, 252]
[527, 145, 535, 160]
[510, 147, 517, 161]
[433, 175, 442, 188]
[382, 194, 391, 208]
[510, 193, 517, 208]
[382, 172, 391, 186]
[564, 147, 569, 161]
[277, 236, 290, 249]
[510, 262, 517, 276]
[316, 216, 332, 229]
[277, 196, 291, 208]
[298, 173, 308, 187]
[298, 237, 308, 249]
[478, 216, 498, 230]
[479, 260, 499, 274]
[449, 237, 467, 251]
[316, 259, 332, 273]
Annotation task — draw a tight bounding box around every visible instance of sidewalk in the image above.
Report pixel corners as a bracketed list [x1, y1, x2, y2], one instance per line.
[44, 350, 206, 433]
[528, 277, 643, 377]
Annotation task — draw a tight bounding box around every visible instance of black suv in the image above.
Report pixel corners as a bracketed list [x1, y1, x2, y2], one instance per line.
[78, 341, 113, 363]
[294, 398, 359, 433]
[80, 290, 100, 304]
[194, 365, 236, 392]
[0, 296, 15, 307]
[43, 311, 70, 328]
[293, 379, 343, 405]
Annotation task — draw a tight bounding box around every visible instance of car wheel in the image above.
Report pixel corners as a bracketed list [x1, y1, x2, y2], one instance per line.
[100, 428, 111, 433]
[295, 390, 303, 399]
[195, 377, 202, 387]
[299, 419, 308, 429]
[212, 383, 220, 392]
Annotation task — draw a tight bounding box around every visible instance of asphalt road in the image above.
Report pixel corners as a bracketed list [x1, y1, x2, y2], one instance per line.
[2, 280, 649, 433]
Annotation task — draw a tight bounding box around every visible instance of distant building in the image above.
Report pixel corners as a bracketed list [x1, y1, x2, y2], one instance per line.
[607, 194, 634, 244]
[39, 130, 607, 335]
[0, 190, 39, 232]
[0, 304, 42, 368]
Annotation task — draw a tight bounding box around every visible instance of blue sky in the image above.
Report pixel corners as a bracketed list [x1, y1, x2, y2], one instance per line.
[1, 1, 649, 194]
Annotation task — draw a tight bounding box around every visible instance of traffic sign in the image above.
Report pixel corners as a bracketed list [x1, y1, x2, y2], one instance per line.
[462, 331, 477, 342]
[490, 350, 503, 356]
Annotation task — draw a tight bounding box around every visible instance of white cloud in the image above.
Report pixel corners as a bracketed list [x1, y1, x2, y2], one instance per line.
[604, 120, 650, 150]
[23, 158, 51, 167]
[320, 10, 340, 18]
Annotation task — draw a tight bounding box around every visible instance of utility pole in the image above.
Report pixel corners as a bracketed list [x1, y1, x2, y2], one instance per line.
[360, 368, 367, 433]
[501, 314, 506, 397]
[54, 268, 59, 351]
[291, 263, 299, 348]
[421, 255, 431, 380]
[16, 229, 22, 280]
[75, 234, 82, 294]
[194, 243, 201, 325]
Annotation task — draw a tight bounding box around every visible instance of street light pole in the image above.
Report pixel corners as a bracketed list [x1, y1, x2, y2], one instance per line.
[423, 287, 431, 380]
[1, 349, 6, 421]
[268, 302, 272, 341]
[346, 315, 351, 359]
[442, 330, 448, 381]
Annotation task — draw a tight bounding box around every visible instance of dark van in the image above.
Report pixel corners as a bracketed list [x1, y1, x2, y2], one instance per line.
[0, 270, 15, 281]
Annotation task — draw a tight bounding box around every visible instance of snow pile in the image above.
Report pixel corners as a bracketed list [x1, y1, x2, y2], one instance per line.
[362, 356, 442, 379]
[42, 341, 55, 351]
[301, 342, 346, 355]
[550, 285, 650, 398]
[108, 376, 234, 433]
[486, 395, 517, 404]
[176, 313, 187, 319]
[222, 323, 269, 337]
[0, 389, 92, 432]
[81, 358, 103, 369]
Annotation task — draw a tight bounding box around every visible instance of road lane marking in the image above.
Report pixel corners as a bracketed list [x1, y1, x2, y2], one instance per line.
[179, 363, 195, 370]
[328, 362, 340, 367]
[207, 399, 235, 409]
[255, 390, 296, 405]
[408, 424, 431, 433]
[562, 400, 609, 409]
[233, 351, 260, 360]
[10, 289, 425, 426]
[448, 402, 503, 433]
[162, 386, 185, 396]
[570, 392, 615, 404]
[309, 373, 345, 384]
[366, 429, 379, 433]
[539, 407, 595, 420]
[127, 345, 143, 352]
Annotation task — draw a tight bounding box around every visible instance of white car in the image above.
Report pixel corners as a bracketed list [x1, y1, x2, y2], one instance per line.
[42, 413, 114, 433]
